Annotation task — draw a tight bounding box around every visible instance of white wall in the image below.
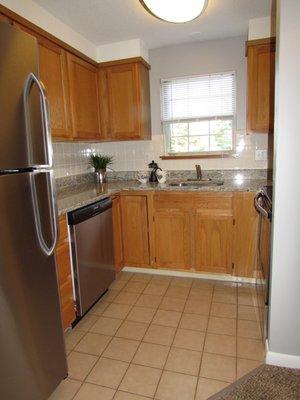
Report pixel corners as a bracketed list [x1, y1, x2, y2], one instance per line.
[248, 17, 274, 40]
[0, 0, 98, 59]
[97, 38, 149, 63]
[0, 0, 150, 63]
[267, 0, 300, 368]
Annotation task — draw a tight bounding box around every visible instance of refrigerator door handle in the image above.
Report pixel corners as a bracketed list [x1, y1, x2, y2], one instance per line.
[30, 172, 58, 256]
[23, 72, 53, 167]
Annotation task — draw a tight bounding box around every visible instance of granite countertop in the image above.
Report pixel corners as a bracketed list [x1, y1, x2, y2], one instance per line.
[56, 178, 270, 215]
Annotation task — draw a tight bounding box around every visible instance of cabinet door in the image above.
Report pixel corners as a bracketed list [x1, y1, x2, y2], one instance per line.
[39, 38, 72, 140]
[56, 242, 75, 330]
[112, 195, 124, 273]
[0, 13, 12, 23]
[138, 63, 151, 139]
[98, 68, 111, 139]
[153, 210, 190, 269]
[247, 41, 275, 133]
[55, 216, 75, 330]
[121, 195, 150, 267]
[193, 211, 233, 274]
[107, 63, 140, 139]
[233, 193, 259, 278]
[67, 53, 101, 140]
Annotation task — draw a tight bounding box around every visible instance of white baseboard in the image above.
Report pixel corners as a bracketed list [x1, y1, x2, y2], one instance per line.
[265, 340, 300, 368]
[123, 266, 257, 284]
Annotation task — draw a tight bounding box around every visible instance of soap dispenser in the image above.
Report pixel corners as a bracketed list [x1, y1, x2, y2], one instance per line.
[148, 160, 162, 183]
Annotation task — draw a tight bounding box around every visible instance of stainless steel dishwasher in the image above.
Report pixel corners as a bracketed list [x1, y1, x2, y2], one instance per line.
[68, 197, 115, 317]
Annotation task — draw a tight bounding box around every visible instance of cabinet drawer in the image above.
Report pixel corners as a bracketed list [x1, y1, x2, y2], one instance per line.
[153, 192, 233, 211]
[56, 242, 72, 283]
[193, 194, 233, 210]
[153, 193, 193, 210]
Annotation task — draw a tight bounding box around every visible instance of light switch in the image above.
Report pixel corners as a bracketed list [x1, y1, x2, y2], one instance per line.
[255, 149, 268, 161]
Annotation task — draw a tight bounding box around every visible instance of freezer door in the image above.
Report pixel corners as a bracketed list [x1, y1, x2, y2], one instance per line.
[0, 172, 67, 400]
[0, 21, 52, 170]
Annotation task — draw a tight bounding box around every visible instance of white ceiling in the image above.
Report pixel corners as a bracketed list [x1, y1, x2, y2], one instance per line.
[33, 0, 272, 49]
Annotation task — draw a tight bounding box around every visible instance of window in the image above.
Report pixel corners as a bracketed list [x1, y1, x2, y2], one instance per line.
[161, 72, 236, 155]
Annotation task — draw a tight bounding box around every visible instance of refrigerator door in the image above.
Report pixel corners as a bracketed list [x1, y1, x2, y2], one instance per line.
[0, 21, 52, 170]
[0, 171, 67, 400]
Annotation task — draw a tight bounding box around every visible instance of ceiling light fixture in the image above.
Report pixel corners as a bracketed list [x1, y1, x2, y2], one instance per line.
[140, 0, 208, 24]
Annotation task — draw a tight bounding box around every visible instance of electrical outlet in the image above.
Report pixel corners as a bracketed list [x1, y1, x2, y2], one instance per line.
[255, 149, 268, 161]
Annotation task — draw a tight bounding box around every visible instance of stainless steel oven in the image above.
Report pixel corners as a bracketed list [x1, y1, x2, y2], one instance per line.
[254, 185, 272, 339]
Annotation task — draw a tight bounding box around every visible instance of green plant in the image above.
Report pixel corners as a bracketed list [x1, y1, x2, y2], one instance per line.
[89, 154, 114, 170]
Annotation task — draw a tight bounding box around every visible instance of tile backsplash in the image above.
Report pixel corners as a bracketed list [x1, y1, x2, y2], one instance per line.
[52, 130, 268, 178]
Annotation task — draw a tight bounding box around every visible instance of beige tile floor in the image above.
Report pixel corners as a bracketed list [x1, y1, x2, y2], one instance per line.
[49, 272, 265, 400]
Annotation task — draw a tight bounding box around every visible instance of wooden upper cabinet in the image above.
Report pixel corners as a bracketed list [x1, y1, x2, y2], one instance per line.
[153, 210, 190, 270]
[67, 53, 101, 140]
[246, 38, 276, 133]
[121, 194, 150, 267]
[0, 12, 12, 24]
[38, 38, 73, 140]
[1, 10, 152, 143]
[192, 210, 233, 274]
[98, 58, 151, 141]
[107, 63, 139, 139]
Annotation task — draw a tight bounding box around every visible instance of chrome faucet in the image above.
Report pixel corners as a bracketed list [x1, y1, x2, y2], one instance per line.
[195, 164, 202, 180]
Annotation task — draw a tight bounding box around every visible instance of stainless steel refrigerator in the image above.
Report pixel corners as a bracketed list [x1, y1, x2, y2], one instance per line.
[0, 21, 68, 400]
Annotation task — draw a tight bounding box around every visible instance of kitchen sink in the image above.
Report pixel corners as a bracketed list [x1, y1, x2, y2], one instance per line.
[167, 180, 224, 187]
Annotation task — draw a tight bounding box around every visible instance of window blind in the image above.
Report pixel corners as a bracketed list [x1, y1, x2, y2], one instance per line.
[160, 72, 236, 154]
[161, 72, 236, 123]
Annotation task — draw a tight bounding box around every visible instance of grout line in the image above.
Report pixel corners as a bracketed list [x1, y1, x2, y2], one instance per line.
[152, 277, 194, 400]
[67, 273, 259, 399]
[67, 272, 134, 399]
[193, 279, 214, 400]
[71, 273, 140, 398]
[111, 273, 171, 399]
[70, 381, 83, 399]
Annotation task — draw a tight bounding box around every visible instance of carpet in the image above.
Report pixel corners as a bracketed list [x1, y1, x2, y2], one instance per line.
[208, 364, 300, 400]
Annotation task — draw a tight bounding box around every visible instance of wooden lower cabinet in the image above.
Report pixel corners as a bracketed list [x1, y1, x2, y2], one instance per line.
[233, 192, 259, 277]
[55, 215, 75, 330]
[120, 194, 150, 267]
[192, 211, 233, 274]
[153, 210, 190, 269]
[112, 194, 124, 272]
[148, 192, 257, 277]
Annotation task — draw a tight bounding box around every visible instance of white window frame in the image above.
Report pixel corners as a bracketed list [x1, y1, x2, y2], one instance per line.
[160, 71, 236, 157]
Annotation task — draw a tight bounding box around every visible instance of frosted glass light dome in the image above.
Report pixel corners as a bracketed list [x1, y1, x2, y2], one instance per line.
[140, 0, 208, 23]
